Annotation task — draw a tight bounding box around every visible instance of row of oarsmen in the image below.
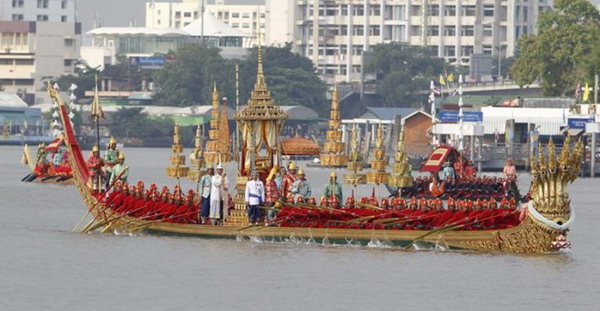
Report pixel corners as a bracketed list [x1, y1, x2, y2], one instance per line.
[104, 181, 200, 224]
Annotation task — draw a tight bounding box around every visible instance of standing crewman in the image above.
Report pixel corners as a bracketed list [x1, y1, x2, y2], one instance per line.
[109, 153, 128, 184]
[281, 162, 298, 201]
[290, 168, 311, 202]
[322, 170, 343, 204]
[87, 144, 105, 193]
[209, 164, 228, 225]
[104, 136, 119, 188]
[198, 164, 214, 224]
[245, 170, 265, 225]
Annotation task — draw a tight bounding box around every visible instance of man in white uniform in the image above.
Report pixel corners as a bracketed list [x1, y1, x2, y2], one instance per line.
[209, 163, 228, 225]
[245, 170, 265, 225]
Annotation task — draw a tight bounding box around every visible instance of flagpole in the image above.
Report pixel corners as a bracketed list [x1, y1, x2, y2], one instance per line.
[94, 74, 101, 150]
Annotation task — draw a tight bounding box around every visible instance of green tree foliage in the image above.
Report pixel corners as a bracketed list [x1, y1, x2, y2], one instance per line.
[108, 107, 173, 139]
[511, 0, 600, 96]
[152, 43, 327, 115]
[55, 60, 99, 99]
[365, 43, 446, 107]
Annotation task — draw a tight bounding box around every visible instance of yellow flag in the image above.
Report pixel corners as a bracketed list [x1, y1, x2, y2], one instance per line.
[447, 73, 454, 83]
[583, 82, 591, 102]
[439, 74, 446, 86]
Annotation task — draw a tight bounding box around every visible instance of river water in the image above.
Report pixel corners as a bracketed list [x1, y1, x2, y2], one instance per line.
[1, 146, 599, 310]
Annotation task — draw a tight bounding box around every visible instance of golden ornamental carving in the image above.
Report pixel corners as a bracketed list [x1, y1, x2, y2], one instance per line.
[321, 85, 348, 167]
[387, 125, 413, 188]
[366, 122, 389, 185]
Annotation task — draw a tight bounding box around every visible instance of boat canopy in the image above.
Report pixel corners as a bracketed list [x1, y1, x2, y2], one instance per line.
[419, 145, 460, 173]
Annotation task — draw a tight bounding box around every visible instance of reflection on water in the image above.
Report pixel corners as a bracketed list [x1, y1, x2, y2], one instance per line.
[1, 146, 600, 311]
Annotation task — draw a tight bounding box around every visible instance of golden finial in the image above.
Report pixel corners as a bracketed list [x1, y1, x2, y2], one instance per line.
[375, 122, 383, 149]
[256, 32, 265, 87]
[212, 83, 219, 105]
[547, 137, 556, 171]
[331, 84, 339, 111]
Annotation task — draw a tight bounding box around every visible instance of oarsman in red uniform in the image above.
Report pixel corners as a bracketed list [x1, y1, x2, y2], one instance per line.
[120, 186, 137, 214]
[112, 182, 129, 211]
[432, 198, 455, 228]
[157, 190, 171, 219]
[407, 197, 424, 230]
[106, 181, 122, 205]
[345, 195, 355, 209]
[381, 198, 390, 210]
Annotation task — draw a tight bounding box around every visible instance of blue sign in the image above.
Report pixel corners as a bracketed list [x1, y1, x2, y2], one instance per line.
[129, 56, 165, 69]
[438, 110, 483, 123]
[567, 117, 595, 130]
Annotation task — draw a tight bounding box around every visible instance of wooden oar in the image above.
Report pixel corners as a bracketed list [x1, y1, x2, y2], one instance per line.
[21, 173, 34, 182]
[83, 205, 148, 233]
[402, 211, 518, 250]
[72, 168, 128, 232]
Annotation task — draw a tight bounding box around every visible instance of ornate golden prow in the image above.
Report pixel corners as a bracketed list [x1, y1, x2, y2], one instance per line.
[530, 136, 582, 223]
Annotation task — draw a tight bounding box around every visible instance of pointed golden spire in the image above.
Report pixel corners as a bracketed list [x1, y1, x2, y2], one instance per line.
[332, 84, 339, 111]
[255, 32, 266, 88]
[375, 122, 383, 149]
[212, 83, 219, 108]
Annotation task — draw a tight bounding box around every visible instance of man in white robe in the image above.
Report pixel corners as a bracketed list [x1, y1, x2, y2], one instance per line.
[209, 164, 228, 224]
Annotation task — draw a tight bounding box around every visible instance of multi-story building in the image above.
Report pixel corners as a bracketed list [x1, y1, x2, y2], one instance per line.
[266, 0, 552, 84]
[145, 0, 265, 44]
[0, 0, 76, 23]
[0, 21, 81, 104]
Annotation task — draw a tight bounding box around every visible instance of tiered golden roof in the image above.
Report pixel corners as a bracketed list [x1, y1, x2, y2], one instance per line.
[188, 124, 206, 181]
[320, 85, 348, 167]
[366, 123, 390, 185]
[343, 123, 366, 185]
[166, 123, 189, 181]
[205, 84, 231, 164]
[235, 44, 287, 122]
[387, 125, 413, 188]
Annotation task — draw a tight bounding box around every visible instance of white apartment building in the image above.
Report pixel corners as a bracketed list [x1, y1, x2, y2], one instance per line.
[146, 0, 265, 44]
[0, 0, 76, 22]
[0, 21, 81, 104]
[266, 0, 552, 84]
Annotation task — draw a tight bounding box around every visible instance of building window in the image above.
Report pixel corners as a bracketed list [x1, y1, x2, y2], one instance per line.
[61, 16, 67, 22]
[12, 14, 24, 21]
[341, 5, 348, 16]
[16, 59, 34, 65]
[12, 0, 24, 8]
[369, 25, 380, 36]
[0, 59, 12, 65]
[444, 26, 456, 36]
[461, 25, 474, 36]
[483, 45, 492, 55]
[260, 23, 265, 29]
[157, 10, 161, 15]
[483, 24, 493, 37]
[371, 5, 381, 16]
[175, 11, 181, 18]
[242, 13, 250, 18]
[430, 5, 439, 16]
[428, 26, 439, 36]
[353, 25, 364, 36]
[175, 21, 181, 28]
[37, 0, 49, 9]
[444, 6, 456, 16]
[184, 12, 192, 18]
[157, 19, 161, 25]
[232, 13, 239, 18]
[484, 5, 494, 17]
[61, 0, 67, 9]
[340, 25, 348, 36]
[354, 5, 364, 16]
[64, 38, 74, 47]
[242, 23, 250, 28]
[462, 5, 476, 16]
[444, 46, 456, 57]
[231, 23, 239, 28]
[64, 59, 73, 67]
[194, 12, 198, 19]
[461, 46, 474, 57]
[37, 15, 49, 21]
[184, 22, 190, 26]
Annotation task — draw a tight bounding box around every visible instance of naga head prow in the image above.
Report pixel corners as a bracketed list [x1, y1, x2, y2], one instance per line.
[529, 136, 583, 228]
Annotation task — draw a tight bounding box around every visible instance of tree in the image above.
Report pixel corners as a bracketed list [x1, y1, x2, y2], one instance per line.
[511, 0, 600, 96]
[365, 43, 446, 107]
[238, 44, 327, 115]
[153, 44, 233, 107]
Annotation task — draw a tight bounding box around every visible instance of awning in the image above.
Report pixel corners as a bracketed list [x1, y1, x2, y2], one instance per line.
[282, 136, 321, 156]
[420, 146, 457, 173]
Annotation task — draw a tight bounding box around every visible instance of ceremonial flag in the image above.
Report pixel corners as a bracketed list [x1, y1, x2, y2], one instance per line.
[575, 82, 581, 98]
[447, 73, 454, 83]
[430, 80, 441, 95]
[583, 82, 591, 102]
[439, 74, 446, 86]
[91, 74, 104, 120]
